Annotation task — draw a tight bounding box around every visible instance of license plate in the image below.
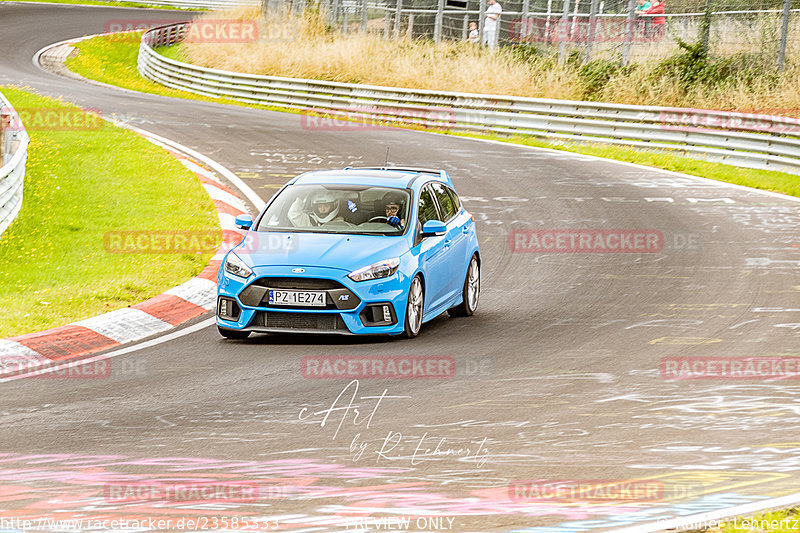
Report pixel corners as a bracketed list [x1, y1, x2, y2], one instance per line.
[268, 290, 326, 307]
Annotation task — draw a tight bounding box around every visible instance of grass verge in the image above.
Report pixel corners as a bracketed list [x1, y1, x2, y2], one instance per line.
[66, 33, 258, 107]
[0, 0, 198, 10]
[468, 133, 800, 198]
[65, 33, 800, 200]
[0, 86, 220, 337]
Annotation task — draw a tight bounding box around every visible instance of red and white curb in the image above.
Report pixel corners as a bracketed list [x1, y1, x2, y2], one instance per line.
[0, 127, 260, 378]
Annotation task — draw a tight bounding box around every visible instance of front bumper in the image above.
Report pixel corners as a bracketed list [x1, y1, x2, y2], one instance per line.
[216, 264, 408, 335]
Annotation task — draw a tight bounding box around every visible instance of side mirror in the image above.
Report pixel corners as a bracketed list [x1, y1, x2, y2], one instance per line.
[421, 220, 447, 237]
[235, 214, 253, 230]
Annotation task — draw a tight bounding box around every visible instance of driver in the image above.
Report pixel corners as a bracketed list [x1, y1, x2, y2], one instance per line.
[382, 192, 406, 229]
[288, 190, 344, 227]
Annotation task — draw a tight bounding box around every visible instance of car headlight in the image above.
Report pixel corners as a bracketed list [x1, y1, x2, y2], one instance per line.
[224, 253, 252, 279]
[348, 257, 400, 282]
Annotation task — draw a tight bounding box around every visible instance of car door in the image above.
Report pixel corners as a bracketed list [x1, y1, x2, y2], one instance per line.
[415, 184, 451, 313]
[430, 182, 469, 301]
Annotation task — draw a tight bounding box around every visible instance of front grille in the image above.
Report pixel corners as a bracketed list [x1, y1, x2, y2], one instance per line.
[255, 311, 347, 332]
[251, 277, 344, 290]
[240, 277, 360, 310]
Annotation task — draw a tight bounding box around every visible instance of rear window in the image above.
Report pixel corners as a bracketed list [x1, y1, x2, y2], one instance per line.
[418, 187, 439, 225]
[431, 183, 457, 221]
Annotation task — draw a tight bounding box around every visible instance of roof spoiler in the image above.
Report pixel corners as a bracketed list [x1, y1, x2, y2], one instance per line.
[344, 166, 449, 181]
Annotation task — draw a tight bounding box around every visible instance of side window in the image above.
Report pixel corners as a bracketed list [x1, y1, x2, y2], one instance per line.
[417, 186, 440, 227]
[447, 187, 461, 214]
[431, 183, 457, 222]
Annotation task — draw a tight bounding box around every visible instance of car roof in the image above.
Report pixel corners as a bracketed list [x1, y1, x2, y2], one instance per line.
[290, 167, 453, 189]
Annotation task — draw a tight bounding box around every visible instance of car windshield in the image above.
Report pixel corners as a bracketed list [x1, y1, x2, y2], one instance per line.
[255, 184, 411, 235]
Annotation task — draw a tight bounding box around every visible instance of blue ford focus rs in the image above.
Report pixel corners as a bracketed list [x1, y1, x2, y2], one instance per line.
[216, 167, 480, 338]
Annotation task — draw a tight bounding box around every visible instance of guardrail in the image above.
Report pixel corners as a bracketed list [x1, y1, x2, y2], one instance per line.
[0, 92, 29, 238]
[138, 23, 800, 175]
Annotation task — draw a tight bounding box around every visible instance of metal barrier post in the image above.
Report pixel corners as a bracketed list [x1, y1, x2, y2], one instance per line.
[361, 0, 368, 32]
[558, 0, 571, 63]
[777, 0, 791, 70]
[330, 0, 340, 26]
[394, 0, 402, 37]
[434, 0, 445, 42]
[584, 0, 598, 62]
[622, 0, 635, 66]
[521, 0, 529, 41]
[478, 0, 486, 44]
[700, 0, 713, 56]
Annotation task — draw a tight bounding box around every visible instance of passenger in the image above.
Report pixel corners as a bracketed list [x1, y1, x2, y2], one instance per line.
[381, 192, 406, 229]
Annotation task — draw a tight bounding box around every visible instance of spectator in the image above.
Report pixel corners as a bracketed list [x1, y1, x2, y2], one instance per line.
[634, 0, 651, 14]
[644, 0, 666, 40]
[634, 0, 651, 37]
[468, 22, 479, 44]
[483, 0, 502, 49]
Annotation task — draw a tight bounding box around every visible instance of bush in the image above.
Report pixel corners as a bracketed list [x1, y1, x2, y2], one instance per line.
[578, 58, 633, 99]
[579, 59, 620, 98]
[651, 38, 779, 93]
[503, 43, 545, 64]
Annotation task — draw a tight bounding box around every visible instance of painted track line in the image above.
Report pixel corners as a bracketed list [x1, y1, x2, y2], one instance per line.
[0, 318, 215, 383]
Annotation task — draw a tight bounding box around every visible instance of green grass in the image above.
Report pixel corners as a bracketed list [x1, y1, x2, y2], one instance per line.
[0, 0, 199, 10]
[66, 33, 800, 200]
[0, 86, 220, 337]
[67, 35, 211, 100]
[464, 133, 800, 198]
[701, 508, 800, 532]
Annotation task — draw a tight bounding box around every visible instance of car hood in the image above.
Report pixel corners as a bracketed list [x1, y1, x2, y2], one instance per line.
[232, 231, 410, 271]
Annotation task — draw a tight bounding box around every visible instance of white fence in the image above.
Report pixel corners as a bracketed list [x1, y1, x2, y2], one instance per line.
[0, 92, 29, 239]
[138, 23, 800, 175]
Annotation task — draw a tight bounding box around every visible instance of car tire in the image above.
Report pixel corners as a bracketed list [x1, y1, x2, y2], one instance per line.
[448, 255, 480, 318]
[403, 275, 424, 338]
[217, 326, 251, 340]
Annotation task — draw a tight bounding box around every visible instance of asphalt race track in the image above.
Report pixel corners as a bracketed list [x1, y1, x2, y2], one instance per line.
[1, 4, 799, 532]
